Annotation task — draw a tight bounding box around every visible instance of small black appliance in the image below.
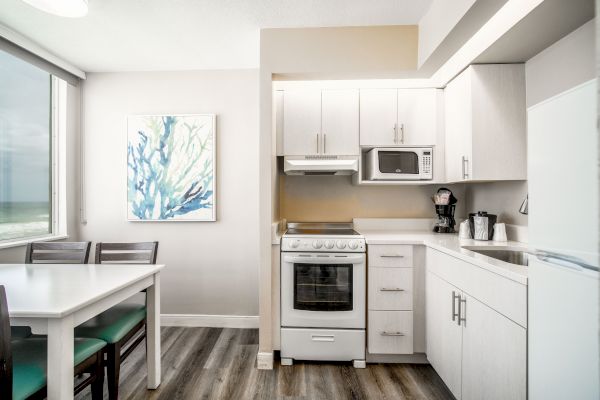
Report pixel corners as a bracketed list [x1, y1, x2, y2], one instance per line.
[432, 188, 457, 233]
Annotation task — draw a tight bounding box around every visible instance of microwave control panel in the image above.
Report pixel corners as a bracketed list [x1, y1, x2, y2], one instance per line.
[421, 151, 433, 177]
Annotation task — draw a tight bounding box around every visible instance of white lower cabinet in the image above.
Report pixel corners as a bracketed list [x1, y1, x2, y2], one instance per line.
[426, 272, 463, 397]
[426, 250, 526, 400]
[368, 311, 413, 354]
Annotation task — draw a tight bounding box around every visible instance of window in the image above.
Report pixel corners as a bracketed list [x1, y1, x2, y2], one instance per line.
[0, 49, 62, 243]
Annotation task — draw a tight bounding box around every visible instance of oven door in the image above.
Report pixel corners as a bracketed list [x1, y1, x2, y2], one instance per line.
[281, 252, 366, 329]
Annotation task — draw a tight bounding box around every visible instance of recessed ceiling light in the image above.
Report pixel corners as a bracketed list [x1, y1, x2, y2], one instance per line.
[21, 0, 88, 18]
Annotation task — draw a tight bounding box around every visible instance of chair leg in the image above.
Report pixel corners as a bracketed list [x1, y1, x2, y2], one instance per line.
[91, 351, 105, 400]
[107, 343, 121, 400]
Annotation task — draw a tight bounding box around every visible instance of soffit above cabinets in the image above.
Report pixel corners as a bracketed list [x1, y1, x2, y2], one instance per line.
[474, 0, 594, 64]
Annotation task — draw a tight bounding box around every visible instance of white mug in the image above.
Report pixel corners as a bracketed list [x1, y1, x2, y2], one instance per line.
[493, 223, 508, 242]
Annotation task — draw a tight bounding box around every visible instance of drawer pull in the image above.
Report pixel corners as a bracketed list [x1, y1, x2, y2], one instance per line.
[380, 254, 405, 258]
[311, 334, 335, 342]
[381, 331, 405, 337]
[380, 288, 404, 292]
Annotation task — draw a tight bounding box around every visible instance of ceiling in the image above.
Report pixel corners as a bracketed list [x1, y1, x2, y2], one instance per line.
[0, 0, 433, 72]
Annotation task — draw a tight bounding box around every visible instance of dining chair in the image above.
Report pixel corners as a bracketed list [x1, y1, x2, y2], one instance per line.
[0, 285, 106, 400]
[75, 242, 159, 400]
[25, 242, 92, 264]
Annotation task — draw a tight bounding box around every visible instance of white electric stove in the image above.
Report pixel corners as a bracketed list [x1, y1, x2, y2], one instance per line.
[280, 222, 366, 368]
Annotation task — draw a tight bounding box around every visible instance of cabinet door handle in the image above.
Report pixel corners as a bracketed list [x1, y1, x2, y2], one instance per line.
[462, 156, 469, 179]
[380, 287, 404, 292]
[393, 123, 398, 144]
[323, 133, 326, 154]
[452, 291, 460, 323]
[399, 123, 404, 144]
[381, 331, 405, 337]
[316, 133, 320, 153]
[380, 254, 404, 258]
[459, 296, 467, 326]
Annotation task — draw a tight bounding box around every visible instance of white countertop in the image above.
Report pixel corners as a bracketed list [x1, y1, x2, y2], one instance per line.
[358, 229, 528, 285]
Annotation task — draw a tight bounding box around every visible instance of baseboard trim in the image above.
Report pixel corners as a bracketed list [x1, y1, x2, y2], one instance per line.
[161, 314, 259, 329]
[257, 351, 274, 370]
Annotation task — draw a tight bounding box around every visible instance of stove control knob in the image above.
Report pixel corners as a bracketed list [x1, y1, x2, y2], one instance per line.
[348, 240, 359, 250]
[290, 240, 300, 249]
[324, 240, 335, 249]
[336, 240, 346, 249]
[312, 240, 323, 249]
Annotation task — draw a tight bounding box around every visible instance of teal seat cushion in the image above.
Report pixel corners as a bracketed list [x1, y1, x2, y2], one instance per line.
[10, 326, 32, 339]
[75, 303, 146, 343]
[12, 337, 106, 400]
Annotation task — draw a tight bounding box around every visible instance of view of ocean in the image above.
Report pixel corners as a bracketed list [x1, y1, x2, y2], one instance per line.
[0, 202, 51, 241]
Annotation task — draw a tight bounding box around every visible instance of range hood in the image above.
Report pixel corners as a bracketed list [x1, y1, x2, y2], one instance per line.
[283, 156, 359, 175]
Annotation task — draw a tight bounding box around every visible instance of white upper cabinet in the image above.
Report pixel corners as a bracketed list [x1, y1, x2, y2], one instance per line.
[359, 89, 398, 146]
[282, 89, 322, 156]
[360, 88, 438, 146]
[444, 64, 526, 182]
[321, 89, 359, 155]
[282, 89, 359, 156]
[397, 88, 438, 145]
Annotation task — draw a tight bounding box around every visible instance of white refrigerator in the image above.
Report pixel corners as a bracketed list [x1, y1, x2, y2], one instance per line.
[528, 79, 599, 399]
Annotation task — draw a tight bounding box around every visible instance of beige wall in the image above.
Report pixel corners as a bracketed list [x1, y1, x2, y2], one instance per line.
[262, 25, 418, 80]
[280, 176, 466, 222]
[464, 181, 527, 225]
[0, 83, 81, 262]
[80, 70, 260, 317]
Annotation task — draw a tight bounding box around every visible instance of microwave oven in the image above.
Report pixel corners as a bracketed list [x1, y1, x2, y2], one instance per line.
[365, 147, 433, 181]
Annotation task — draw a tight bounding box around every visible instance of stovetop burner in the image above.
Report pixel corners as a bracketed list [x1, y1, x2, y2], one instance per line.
[284, 223, 361, 237]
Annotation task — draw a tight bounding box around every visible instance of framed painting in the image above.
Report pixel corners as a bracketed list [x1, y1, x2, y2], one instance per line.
[127, 114, 216, 221]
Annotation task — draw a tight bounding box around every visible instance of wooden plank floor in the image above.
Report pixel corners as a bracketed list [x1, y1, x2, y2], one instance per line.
[76, 327, 453, 400]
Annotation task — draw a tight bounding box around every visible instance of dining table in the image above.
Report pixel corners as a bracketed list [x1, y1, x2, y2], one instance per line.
[0, 262, 164, 400]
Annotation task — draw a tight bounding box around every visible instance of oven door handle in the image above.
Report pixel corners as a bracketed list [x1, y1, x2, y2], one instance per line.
[282, 254, 365, 264]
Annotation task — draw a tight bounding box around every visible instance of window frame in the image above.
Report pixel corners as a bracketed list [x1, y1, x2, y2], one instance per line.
[0, 75, 68, 249]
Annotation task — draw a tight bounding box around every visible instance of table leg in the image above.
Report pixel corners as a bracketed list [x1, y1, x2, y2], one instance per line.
[47, 315, 74, 400]
[146, 273, 161, 389]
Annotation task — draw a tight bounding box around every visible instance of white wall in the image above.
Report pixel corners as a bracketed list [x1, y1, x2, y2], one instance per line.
[0, 83, 80, 262]
[525, 19, 595, 107]
[81, 70, 260, 317]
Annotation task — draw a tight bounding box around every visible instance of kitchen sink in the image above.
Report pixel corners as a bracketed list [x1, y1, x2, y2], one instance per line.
[462, 247, 529, 266]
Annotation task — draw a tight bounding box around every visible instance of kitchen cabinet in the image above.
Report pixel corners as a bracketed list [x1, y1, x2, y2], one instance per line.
[282, 89, 359, 156]
[283, 89, 321, 156]
[367, 244, 416, 355]
[360, 88, 438, 146]
[444, 64, 526, 182]
[426, 272, 463, 397]
[321, 89, 359, 155]
[426, 248, 526, 400]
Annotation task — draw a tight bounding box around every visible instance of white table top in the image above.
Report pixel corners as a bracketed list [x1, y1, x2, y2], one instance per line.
[0, 263, 164, 318]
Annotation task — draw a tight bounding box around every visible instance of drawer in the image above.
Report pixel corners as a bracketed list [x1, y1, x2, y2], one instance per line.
[368, 267, 413, 310]
[368, 245, 413, 268]
[368, 311, 413, 354]
[281, 328, 365, 361]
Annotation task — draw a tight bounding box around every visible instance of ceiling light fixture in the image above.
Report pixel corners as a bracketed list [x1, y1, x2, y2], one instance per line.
[22, 0, 88, 18]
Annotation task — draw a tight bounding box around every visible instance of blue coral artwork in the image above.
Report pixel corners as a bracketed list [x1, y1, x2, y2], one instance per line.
[127, 114, 216, 221]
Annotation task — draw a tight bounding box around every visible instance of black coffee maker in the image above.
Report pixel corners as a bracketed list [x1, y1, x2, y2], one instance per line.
[432, 188, 457, 233]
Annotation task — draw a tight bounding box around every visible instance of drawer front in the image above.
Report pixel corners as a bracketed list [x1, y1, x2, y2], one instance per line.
[368, 267, 413, 310]
[368, 245, 413, 268]
[281, 328, 365, 361]
[368, 311, 413, 354]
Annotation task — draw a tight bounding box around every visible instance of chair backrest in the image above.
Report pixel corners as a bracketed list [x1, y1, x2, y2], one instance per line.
[25, 242, 92, 264]
[95, 242, 159, 264]
[0, 286, 13, 399]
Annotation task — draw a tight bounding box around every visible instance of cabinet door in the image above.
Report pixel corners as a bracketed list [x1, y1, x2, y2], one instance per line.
[444, 69, 472, 182]
[321, 89, 359, 155]
[426, 272, 462, 399]
[397, 88, 437, 145]
[461, 294, 526, 400]
[359, 89, 398, 146]
[283, 89, 321, 155]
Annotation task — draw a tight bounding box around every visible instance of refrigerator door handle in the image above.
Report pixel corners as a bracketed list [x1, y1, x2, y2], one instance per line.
[533, 250, 599, 273]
